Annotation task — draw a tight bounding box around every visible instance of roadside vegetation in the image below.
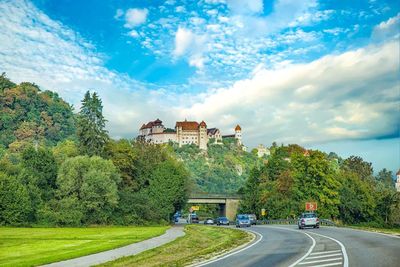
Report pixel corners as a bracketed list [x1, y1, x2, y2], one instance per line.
[239, 144, 400, 228]
[98, 225, 252, 267]
[0, 226, 168, 267]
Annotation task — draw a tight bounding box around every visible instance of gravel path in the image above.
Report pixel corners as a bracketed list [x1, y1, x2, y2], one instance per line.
[41, 226, 185, 267]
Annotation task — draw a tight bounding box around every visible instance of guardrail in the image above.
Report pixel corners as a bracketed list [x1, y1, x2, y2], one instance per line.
[256, 219, 336, 226]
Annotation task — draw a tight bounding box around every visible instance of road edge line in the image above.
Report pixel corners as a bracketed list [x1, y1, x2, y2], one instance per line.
[306, 231, 349, 267]
[190, 228, 263, 267]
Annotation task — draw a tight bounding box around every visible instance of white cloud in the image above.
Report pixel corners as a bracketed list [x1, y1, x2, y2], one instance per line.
[227, 0, 263, 14]
[124, 8, 148, 28]
[128, 29, 139, 38]
[114, 9, 124, 20]
[372, 13, 400, 40]
[173, 27, 208, 69]
[178, 41, 400, 145]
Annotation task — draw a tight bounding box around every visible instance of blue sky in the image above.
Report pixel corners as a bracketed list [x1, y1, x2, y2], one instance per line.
[0, 0, 399, 172]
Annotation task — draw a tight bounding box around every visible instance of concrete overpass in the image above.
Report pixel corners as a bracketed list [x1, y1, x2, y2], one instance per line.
[187, 194, 242, 221]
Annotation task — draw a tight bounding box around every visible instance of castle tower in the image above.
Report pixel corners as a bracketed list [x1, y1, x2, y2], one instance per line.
[235, 124, 242, 146]
[199, 120, 208, 150]
[396, 169, 400, 192]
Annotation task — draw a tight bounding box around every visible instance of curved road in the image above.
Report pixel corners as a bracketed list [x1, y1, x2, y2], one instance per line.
[198, 225, 400, 267]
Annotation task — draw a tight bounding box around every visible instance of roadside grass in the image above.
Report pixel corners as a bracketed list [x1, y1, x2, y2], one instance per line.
[0, 226, 169, 267]
[99, 225, 253, 267]
[347, 225, 400, 235]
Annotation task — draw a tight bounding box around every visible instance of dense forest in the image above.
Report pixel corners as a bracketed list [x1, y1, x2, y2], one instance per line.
[239, 144, 400, 227]
[173, 139, 263, 194]
[0, 75, 189, 226]
[0, 73, 75, 150]
[0, 74, 398, 228]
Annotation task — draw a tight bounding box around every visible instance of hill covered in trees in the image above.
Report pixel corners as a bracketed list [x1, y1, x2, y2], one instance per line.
[0, 73, 75, 151]
[172, 139, 264, 194]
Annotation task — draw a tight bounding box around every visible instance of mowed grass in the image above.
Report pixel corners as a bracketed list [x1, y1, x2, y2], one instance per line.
[348, 226, 400, 235]
[99, 225, 253, 267]
[0, 226, 169, 267]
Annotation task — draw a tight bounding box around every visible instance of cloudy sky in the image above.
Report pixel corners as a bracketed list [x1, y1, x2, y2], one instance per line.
[0, 0, 399, 172]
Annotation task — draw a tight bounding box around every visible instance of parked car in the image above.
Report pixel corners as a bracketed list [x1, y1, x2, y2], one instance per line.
[298, 212, 319, 229]
[248, 214, 257, 225]
[204, 218, 214, 225]
[236, 214, 251, 228]
[187, 213, 199, 223]
[216, 217, 230, 226]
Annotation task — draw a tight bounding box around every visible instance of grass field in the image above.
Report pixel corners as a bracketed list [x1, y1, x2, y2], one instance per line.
[0, 226, 169, 267]
[348, 225, 400, 235]
[99, 225, 253, 267]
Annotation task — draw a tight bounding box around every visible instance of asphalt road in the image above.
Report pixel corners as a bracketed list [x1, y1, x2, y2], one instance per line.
[198, 225, 400, 267]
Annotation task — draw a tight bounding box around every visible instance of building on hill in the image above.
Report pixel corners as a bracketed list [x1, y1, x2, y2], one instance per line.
[207, 128, 222, 144]
[138, 119, 243, 151]
[222, 125, 242, 146]
[176, 120, 208, 150]
[256, 144, 270, 158]
[396, 169, 400, 192]
[138, 119, 177, 144]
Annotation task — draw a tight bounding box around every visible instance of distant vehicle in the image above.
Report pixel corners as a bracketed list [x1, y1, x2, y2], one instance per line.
[187, 213, 199, 223]
[298, 212, 319, 229]
[204, 218, 214, 225]
[247, 214, 257, 225]
[236, 214, 251, 228]
[173, 211, 181, 222]
[216, 217, 230, 226]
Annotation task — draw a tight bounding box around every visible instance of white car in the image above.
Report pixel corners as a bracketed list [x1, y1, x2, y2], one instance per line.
[298, 213, 319, 229]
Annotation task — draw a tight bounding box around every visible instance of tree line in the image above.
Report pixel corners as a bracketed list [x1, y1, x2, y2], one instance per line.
[0, 79, 189, 226]
[239, 144, 400, 227]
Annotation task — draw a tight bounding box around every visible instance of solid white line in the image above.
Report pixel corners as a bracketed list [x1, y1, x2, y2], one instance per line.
[286, 231, 316, 267]
[339, 227, 400, 239]
[193, 229, 263, 267]
[298, 257, 342, 265]
[306, 231, 349, 267]
[306, 253, 342, 260]
[308, 262, 343, 267]
[310, 250, 341, 255]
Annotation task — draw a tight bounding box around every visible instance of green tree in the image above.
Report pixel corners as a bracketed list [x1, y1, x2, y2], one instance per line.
[0, 72, 16, 91]
[342, 156, 373, 180]
[76, 91, 109, 157]
[0, 172, 32, 225]
[55, 156, 120, 225]
[376, 168, 394, 187]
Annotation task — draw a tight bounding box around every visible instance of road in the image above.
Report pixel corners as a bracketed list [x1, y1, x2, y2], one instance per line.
[198, 225, 400, 267]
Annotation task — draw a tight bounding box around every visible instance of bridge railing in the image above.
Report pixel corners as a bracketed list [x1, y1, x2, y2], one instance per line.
[257, 219, 336, 226]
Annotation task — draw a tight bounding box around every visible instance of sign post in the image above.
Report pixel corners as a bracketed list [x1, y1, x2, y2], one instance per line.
[305, 202, 317, 211]
[261, 208, 266, 216]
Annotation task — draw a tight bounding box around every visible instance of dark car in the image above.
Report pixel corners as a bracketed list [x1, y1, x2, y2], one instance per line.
[204, 218, 214, 225]
[187, 213, 199, 223]
[298, 212, 319, 229]
[216, 217, 230, 226]
[235, 214, 251, 228]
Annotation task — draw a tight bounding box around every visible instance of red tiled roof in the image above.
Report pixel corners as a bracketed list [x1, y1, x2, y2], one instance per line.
[176, 121, 199, 130]
[235, 124, 241, 131]
[200, 120, 207, 127]
[140, 119, 163, 129]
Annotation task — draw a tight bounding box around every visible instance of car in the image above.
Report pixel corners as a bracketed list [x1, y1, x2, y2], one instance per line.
[298, 212, 319, 229]
[187, 213, 199, 223]
[204, 218, 214, 225]
[247, 214, 257, 225]
[236, 214, 251, 228]
[216, 216, 230, 226]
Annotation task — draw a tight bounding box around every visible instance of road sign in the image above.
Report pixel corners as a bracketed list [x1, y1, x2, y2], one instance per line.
[191, 206, 200, 211]
[261, 208, 266, 216]
[305, 202, 317, 211]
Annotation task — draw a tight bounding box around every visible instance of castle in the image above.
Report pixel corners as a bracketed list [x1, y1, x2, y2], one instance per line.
[138, 119, 242, 150]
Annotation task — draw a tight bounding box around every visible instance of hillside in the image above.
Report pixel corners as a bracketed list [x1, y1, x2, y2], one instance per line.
[0, 74, 75, 150]
[172, 138, 264, 194]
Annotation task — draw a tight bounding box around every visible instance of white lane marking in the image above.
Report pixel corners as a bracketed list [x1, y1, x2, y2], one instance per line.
[306, 231, 348, 267]
[286, 231, 316, 267]
[338, 227, 400, 239]
[298, 257, 342, 265]
[308, 262, 343, 267]
[306, 253, 342, 260]
[310, 250, 341, 255]
[194, 229, 263, 267]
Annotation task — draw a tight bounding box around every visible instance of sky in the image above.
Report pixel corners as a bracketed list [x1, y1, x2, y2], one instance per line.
[0, 0, 399, 172]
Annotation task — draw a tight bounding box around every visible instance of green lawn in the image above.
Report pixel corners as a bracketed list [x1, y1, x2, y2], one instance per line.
[0, 226, 169, 267]
[99, 225, 253, 267]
